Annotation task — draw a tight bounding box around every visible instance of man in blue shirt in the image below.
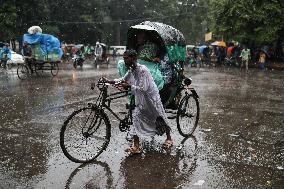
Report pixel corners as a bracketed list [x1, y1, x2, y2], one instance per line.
[0, 43, 11, 69]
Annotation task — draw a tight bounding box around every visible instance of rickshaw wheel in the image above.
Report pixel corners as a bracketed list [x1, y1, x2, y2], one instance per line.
[51, 62, 59, 76]
[176, 94, 199, 137]
[6, 62, 12, 70]
[17, 64, 29, 80]
[35, 63, 44, 76]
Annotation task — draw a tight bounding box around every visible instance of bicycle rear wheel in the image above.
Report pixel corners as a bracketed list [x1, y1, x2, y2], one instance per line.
[177, 93, 200, 137]
[60, 107, 111, 163]
[51, 62, 59, 76]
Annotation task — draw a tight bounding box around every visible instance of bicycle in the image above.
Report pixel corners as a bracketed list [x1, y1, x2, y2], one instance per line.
[0, 54, 12, 70]
[60, 77, 200, 163]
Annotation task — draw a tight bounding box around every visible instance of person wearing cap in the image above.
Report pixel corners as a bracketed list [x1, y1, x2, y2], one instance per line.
[104, 49, 173, 155]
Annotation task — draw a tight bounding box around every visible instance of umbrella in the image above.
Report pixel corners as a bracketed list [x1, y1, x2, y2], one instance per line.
[211, 41, 226, 47]
[260, 48, 270, 58]
[198, 45, 208, 53]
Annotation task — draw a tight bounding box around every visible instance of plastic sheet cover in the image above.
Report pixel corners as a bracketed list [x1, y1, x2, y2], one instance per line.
[23, 33, 63, 61]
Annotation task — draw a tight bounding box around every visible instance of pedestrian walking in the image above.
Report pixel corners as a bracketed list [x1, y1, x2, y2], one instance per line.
[104, 49, 173, 155]
[84, 44, 92, 59]
[258, 51, 266, 70]
[95, 42, 103, 58]
[240, 46, 251, 73]
[216, 46, 222, 66]
[112, 48, 117, 61]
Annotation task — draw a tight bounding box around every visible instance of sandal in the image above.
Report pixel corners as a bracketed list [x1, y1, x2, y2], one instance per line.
[125, 146, 142, 155]
[162, 140, 173, 149]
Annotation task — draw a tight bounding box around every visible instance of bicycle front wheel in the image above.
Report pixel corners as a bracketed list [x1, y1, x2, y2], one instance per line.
[60, 107, 111, 163]
[17, 64, 29, 80]
[177, 94, 200, 137]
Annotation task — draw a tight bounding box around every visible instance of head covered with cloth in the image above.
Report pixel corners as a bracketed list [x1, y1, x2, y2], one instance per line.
[104, 49, 173, 155]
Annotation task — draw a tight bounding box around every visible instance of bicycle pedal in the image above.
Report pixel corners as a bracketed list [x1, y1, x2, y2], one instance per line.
[87, 103, 95, 107]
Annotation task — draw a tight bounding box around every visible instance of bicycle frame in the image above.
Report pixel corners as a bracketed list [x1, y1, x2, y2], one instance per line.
[89, 78, 198, 129]
[90, 81, 132, 123]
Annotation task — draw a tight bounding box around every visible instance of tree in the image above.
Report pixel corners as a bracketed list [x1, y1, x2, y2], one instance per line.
[0, 0, 17, 40]
[0, 0, 210, 46]
[208, 0, 284, 45]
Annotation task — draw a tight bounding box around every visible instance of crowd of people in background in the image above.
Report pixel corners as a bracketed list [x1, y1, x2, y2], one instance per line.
[61, 42, 111, 64]
[186, 42, 283, 71]
[2, 38, 282, 72]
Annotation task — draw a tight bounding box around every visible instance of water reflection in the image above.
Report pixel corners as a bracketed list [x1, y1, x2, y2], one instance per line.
[0, 75, 74, 185]
[65, 161, 113, 189]
[72, 71, 77, 82]
[120, 136, 197, 188]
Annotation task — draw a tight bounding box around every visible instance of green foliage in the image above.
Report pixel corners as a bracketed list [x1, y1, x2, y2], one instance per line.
[0, 0, 209, 45]
[41, 25, 60, 36]
[208, 0, 284, 44]
[0, 0, 17, 40]
[2, 0, 282, 49]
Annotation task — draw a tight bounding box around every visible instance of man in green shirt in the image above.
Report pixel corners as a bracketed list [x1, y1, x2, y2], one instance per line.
[240, 46, 251, 73]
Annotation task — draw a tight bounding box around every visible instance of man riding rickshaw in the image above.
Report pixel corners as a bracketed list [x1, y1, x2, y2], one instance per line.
[117, 21, 188, 109]
[0, 43, 11, 69]
[17, 26, 63, 79]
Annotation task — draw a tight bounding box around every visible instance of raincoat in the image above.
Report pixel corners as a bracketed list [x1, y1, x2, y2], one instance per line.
[0, 47, 11, 60]
[117, 59, 164, 90]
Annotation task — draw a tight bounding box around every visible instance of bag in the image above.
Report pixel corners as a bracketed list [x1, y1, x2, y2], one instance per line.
[155, 116, 171, 136]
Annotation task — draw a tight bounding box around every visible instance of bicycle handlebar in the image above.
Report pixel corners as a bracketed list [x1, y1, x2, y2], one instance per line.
[91, 77, 128, 92]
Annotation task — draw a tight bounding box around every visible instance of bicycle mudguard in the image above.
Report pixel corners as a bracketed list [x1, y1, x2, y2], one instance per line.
[189, 88, 199, 98]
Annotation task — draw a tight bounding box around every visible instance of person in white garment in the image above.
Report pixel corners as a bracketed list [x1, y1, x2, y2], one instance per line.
[104, 49, 173, 154]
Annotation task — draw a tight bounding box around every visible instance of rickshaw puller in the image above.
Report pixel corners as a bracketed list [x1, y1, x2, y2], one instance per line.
[105, 50, 173, 154]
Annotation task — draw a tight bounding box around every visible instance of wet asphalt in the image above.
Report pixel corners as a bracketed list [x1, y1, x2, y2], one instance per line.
[0, 59, 283, 189]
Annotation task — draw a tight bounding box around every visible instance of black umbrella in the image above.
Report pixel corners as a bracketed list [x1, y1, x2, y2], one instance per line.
[260, 48, 270, 58]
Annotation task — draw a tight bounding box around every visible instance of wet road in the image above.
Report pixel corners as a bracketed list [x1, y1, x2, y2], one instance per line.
[0, 60, 283, 189]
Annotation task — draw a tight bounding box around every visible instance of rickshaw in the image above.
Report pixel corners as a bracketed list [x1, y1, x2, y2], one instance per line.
[62, 44, 75, 63]
[17, 33, 62, 80]
[122, 21, 199, 110]
[60, 21, 200, 163]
